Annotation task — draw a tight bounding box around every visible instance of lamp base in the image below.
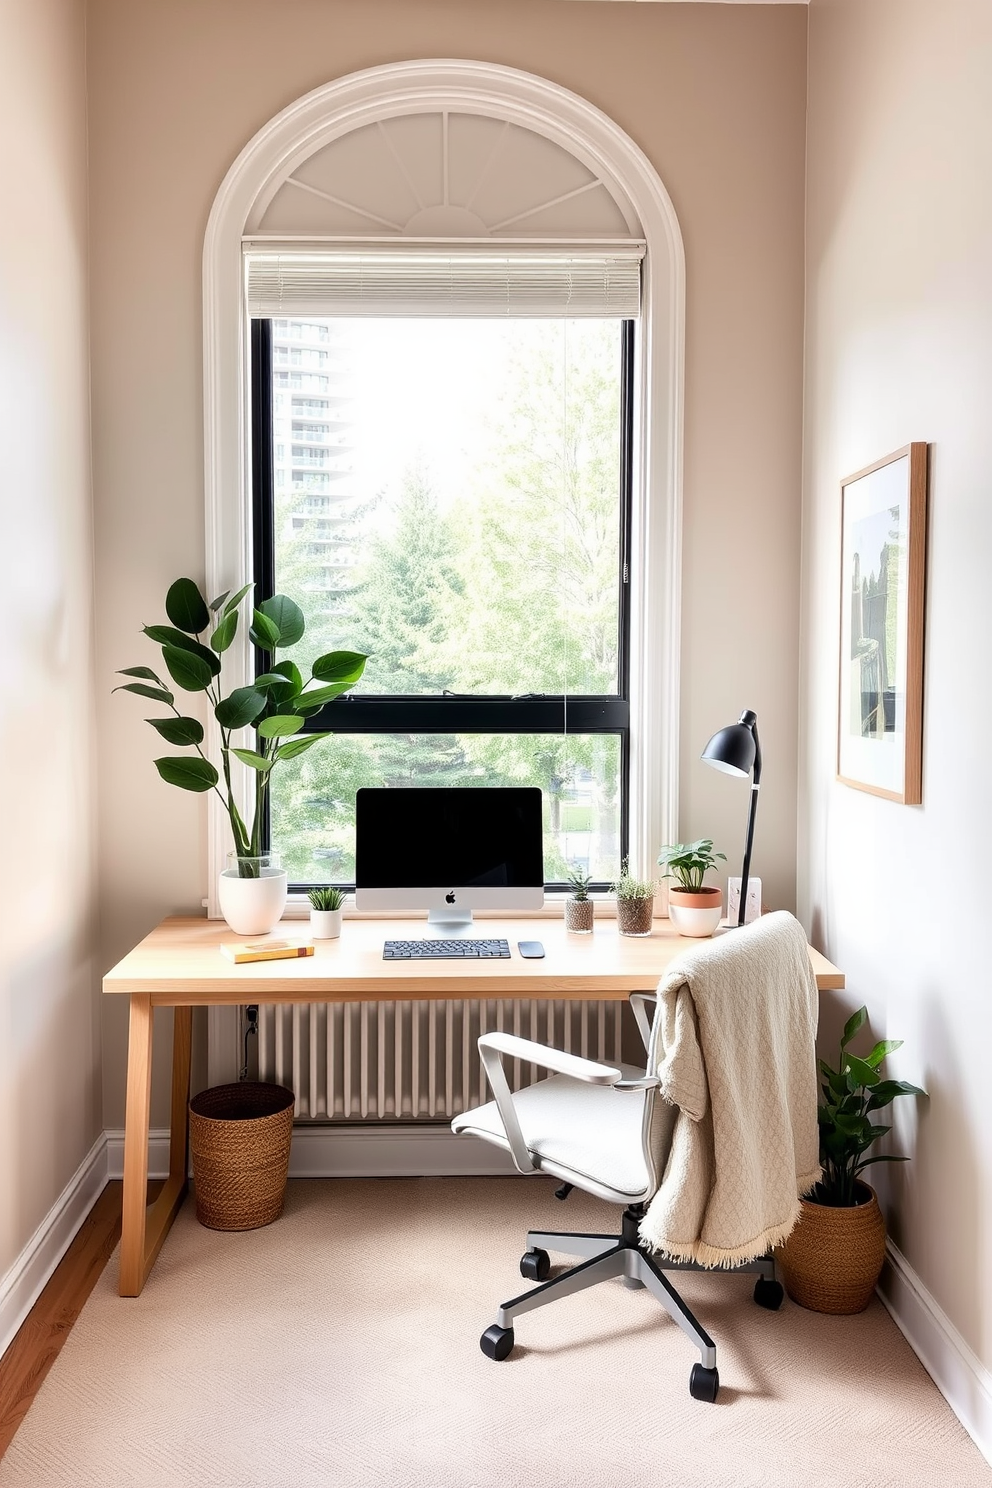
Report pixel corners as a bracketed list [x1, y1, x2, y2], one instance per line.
[727, 876, 761, 926]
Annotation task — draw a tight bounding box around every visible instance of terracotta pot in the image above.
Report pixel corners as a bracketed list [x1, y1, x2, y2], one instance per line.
[777, 1181, 886, 1314]
[565, 897, 594, 933]
[668, 886, 723, 938]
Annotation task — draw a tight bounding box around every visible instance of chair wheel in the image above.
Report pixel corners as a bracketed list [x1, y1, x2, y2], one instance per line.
[520, 1248, 550, 1282]
[689, 1363, 719, 1402]
[753, 1277, 784, 1310]
[480, 1324, 514, 1361]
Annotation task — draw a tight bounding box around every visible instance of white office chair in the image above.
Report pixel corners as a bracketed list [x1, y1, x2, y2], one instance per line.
[451, 986, 785, 1403]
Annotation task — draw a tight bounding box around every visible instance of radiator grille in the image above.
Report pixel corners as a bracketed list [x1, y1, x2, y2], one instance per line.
[257, 999, 623, 1121]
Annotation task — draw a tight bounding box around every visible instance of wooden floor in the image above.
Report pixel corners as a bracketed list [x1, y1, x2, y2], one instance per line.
[0, 1182, 140, 1459]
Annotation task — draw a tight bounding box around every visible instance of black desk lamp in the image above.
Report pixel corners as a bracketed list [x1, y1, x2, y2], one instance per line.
[701, 709, 761, 927]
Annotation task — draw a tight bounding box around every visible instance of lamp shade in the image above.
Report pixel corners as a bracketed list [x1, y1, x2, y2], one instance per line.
[701, 710, 758, 778]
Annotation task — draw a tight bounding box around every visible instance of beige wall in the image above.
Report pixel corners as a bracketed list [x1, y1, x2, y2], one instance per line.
[802, 0, 992, 1379]
[87, 0, 807, 1125]
[0, 0, 99, 1277]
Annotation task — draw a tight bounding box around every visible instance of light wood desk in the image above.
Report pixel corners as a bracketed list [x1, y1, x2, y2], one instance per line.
[103, 915, 844, 1297]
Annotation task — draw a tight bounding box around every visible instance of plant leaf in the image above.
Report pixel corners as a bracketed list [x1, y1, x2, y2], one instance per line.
[210, 609, 239, 653]
[229, 748, 274, 772]
[254, 672, 290, 688]
[258, 594, 305, 648]
[866, 1078, 927, 1110]
[272, 659, 304, 691]
[864, 1039, 903, 1069]
[113, 681, 175, 706]
[843, 1053, 880, 1086]
[143, 626, 221, 676]
[145, 716, 204, 746]
[208, 590, 230, 613]
[154, 756, 218, 792]
[311, 650, 368, 685]
[249, 609, 281, 651]
[215, 687, 266, 730]
[222, 583, 253, 616]
[165, 578, 210, 635]
[841, 1006, 868, 1049]
[162, 645, 214, 692]
[276, 734, 328, 760]
[116, 665, 163, 683]
[293, 682, 353, 714]
[256, 714, 305, 739]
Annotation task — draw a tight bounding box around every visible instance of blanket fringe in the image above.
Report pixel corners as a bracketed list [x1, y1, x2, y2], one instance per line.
[640, 1182, 818, 1270]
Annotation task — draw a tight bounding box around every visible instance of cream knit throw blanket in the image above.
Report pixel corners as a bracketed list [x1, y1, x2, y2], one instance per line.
[639, 911, 820, 1268]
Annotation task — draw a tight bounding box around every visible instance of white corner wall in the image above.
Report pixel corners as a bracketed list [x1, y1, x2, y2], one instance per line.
[0, 0, 101, 1308]
[802, 0, 992, 1458]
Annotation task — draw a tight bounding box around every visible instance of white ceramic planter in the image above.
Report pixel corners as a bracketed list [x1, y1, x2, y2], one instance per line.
[668, 888, 723, 939]
[217, 854, 288, 936]
[310, 907, 342, 940]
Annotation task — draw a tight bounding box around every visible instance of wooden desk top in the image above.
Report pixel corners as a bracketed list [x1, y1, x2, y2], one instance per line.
[103, 916, 844, 1005]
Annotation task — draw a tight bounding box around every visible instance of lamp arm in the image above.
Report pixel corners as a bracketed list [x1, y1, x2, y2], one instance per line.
[737, 717, 760, 927]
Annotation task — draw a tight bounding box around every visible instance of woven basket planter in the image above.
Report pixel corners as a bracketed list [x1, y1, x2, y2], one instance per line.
[777, 1182, 886, 1314]
[189, 1081, 295, 1232]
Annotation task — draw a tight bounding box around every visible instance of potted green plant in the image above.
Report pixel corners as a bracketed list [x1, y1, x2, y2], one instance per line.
[115, 576, 367, 935]
[564, 867, 594, 933]
[612, 862, 656, 937]
[656, 838, 726, 938]
[308, 885, 345, 940]
[778, 1005, 926, 1314]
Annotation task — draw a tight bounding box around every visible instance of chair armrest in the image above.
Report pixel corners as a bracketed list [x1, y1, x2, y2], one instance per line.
[613, 1075, 661, 1093]
[476, 1032, 623, 1174]
[478, 1031, 622, 1085]
[629, 991, 658, 1057]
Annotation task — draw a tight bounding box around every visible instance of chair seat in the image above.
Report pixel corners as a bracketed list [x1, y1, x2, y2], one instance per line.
[452, 1063, 655, 1202]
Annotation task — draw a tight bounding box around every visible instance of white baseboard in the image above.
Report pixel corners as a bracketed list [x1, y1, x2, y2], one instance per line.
[104, 1129, 173, 1181]
[286, 1124, 518, 1178]
[0, 1134, 109, 1359]
[878, 1240, 992, 1467]
[104, 1124, 517, 1181]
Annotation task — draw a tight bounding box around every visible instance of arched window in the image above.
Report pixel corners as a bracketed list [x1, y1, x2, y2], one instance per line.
[203, 60, 684, 915]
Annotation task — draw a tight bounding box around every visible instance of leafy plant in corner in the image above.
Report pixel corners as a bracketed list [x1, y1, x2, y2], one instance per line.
[114, 578, 368, 876]
[656, 838, 726, 892]
[816, 1006, 926, 1208]
[308, 886, 345, 912]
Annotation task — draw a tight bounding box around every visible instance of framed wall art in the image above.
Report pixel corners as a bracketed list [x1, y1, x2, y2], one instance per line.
[837, 442, 929, 803]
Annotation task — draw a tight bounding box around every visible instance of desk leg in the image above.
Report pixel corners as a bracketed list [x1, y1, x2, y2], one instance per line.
[119, 1000, 192, 1297]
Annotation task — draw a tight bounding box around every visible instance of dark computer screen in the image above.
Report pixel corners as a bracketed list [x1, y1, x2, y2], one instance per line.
[355, 786, 544, 889]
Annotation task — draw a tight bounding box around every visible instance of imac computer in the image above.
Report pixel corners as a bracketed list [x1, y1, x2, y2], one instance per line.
[355, 786, 544, 933]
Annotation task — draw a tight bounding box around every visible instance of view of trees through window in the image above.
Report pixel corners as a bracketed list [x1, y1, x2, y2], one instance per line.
[263, 316, 627, 885]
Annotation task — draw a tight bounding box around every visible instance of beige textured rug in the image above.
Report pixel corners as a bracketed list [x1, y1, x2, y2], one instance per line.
[1, 1178, 989, 1488]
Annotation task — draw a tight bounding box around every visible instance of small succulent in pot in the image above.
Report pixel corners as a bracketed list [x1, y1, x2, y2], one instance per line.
[307, 886, 345, 912]
[564, 867, 595, 933]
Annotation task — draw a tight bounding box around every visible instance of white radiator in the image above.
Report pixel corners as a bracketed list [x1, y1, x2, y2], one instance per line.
[257, 999, 623, 1121]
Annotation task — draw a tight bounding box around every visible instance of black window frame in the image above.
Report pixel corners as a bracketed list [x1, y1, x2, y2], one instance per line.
[250, 316, 634, 893]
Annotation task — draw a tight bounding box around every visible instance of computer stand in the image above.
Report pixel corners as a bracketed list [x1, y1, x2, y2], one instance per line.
[427, 906, 475, 936]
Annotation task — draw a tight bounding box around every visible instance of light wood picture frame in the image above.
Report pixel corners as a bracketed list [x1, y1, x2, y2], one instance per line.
[837, 442, 928, 803]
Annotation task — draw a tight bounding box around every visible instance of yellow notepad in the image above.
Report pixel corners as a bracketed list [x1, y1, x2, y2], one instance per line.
[220, 939, 315, 964]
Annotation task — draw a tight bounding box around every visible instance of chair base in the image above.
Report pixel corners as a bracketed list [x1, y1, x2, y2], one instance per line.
[484, 1204, 783, 1400]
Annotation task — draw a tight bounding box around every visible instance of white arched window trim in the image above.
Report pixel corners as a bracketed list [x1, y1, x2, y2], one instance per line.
[202, 59, 685, 919]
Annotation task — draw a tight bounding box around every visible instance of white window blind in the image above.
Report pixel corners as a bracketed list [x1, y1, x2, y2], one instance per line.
[244, 243, 643, 318]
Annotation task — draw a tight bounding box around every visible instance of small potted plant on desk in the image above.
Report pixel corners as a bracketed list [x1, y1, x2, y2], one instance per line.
[309, 885, 344, 939]
[777, 1006, 926, 1313]
[564, 868, 595, 933]
[656, 838, 726, 938]
[612, 863, 656, 937]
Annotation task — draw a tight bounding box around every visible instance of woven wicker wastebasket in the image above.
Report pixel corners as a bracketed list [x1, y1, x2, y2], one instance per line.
[189, 1081, 295, 1231]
